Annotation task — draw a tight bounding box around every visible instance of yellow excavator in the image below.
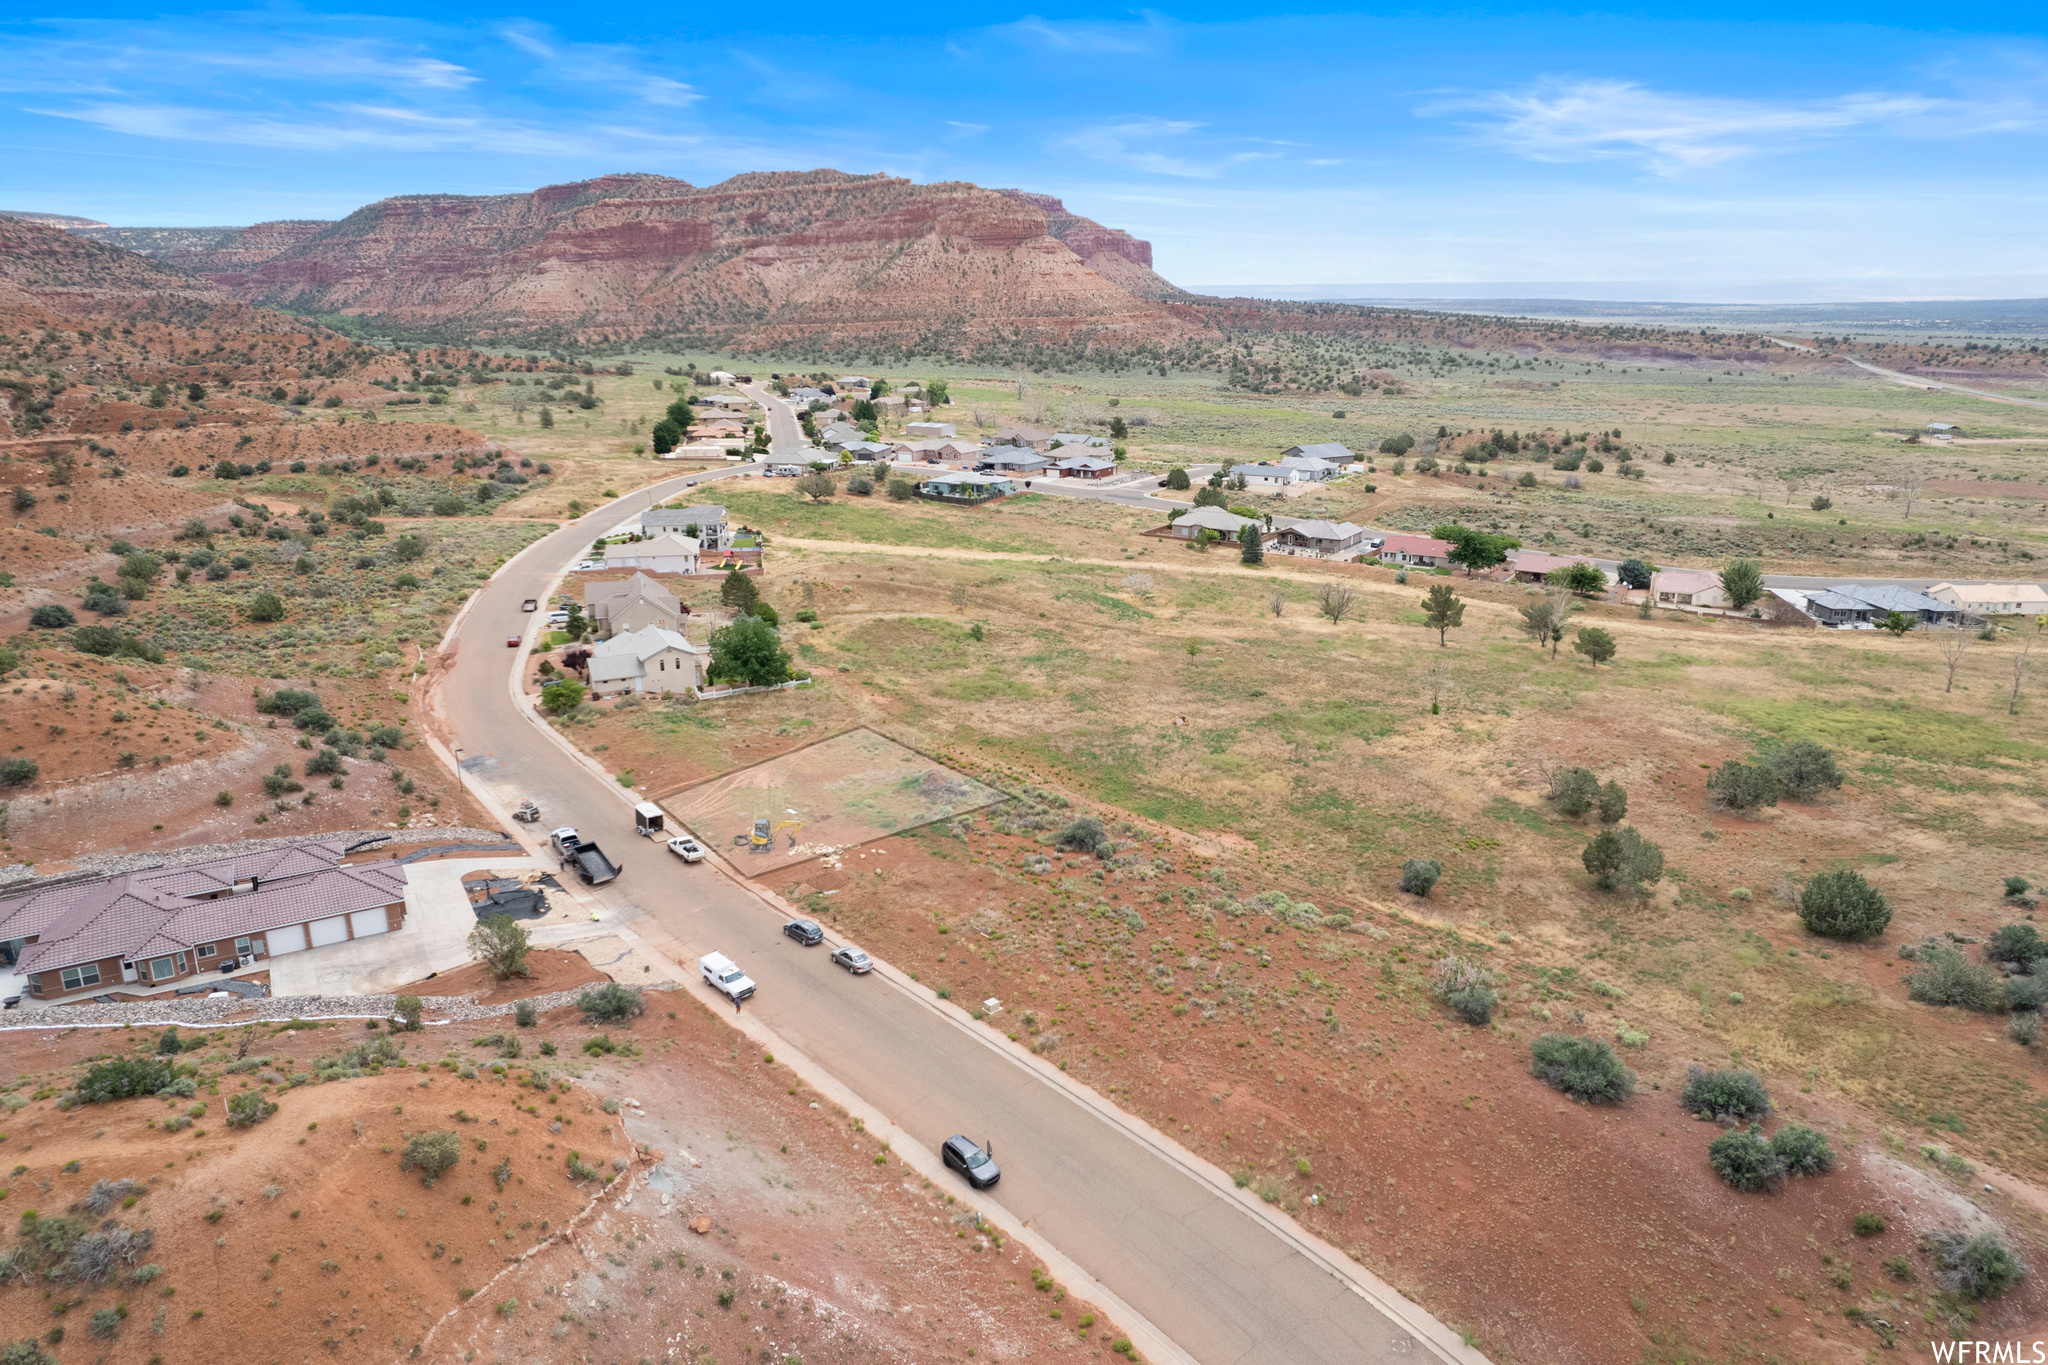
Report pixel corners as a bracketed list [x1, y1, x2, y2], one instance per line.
[736, 816, 803, 853]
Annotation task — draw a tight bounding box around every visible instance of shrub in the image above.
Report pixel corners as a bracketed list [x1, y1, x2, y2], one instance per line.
[1547, 766, 1598, 817]
[1798, 869, 1891, 940]
[1529, 1033, 1634, 1104]
[1572, 626, 1617, 665]
[886, 477, 915, 501]
[468, 914, 531, 981]
[1925, 1230, 2026, 1301]
[75, 1057, 177, 1104]
[226, 1091, 277, 1128]
[394, 994, 424, 1030]
[514, 999, 538, 1028]
[2012, 1012, 2041, 1045]
[1906, 948, 2003, 1012]
[87, 1308, 122, 1339]
[1581, 826, 1664, 892]
[401, 1131, 462, 1185]
[0, 758, 37, 788]
[1708, 1125, 1781, 1191]
[29, 604, 76, 629]
[1853, 1212, 1887, 1236]
[1986, 923, 2046, 965]
[246, 591, 285, 623]
[1398, 858, 1442, 896]
[540, 679, 585, 714]
[0, 1339, 57, 1365]
[846, 475, 874, 495]
[1707, 760, 1779, 810]
[578, 983, 645, 1024]
[1430, 956, 1498, 1024]
[1771, 1124, 1835, 1176]
[2006, 875, 2033, 898]
[707, 617, 790, 688]
[1681, 1066, 1771, 1123]
[1764, 741, 1843, 800]
[1055, 817, 1112, 858]
[1596, 780, 1627, 824]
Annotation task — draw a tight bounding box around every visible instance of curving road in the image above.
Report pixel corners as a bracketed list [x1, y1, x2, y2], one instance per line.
[428, 466, 1477, 1365]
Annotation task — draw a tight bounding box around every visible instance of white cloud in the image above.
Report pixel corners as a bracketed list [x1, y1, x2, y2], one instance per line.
[1061, 118, 1280, 178]
[1434, 79, 2035, 174]
[45, 101, 598, 157]
[993, 14, 1170, 56]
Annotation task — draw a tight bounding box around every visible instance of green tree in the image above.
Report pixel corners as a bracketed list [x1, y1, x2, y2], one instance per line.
[1878, 609, 1914, 635]
[469, 913, 532, 980]
[1616, 558, 1655, 590]
[794, 472, 836, 501]
[1708, 1125, 1781, 1192]
[924, 379, 950, 406]
[1798, 868, 1892, 940]
[1549, 766, 1599, 816]
[650, 418, 682, 454]
[1582, 825, 1663, 891]
[29, 604, 75, 629]
[1572, 625, 1617, 665]
[709, 617, 792, 687]
[540, 678, 585, 714]
[1237, 524, 1263, 565]
[1765, 740, 1843, 800]
[246, 591, 285, 623]
[1708, 759, 1779, 809]
[1517, 597, 1560, 647]
[1421, 584, 1464, 646]
[1110, 415, 1129, 439]
[886, 477, 916, 501]
[720, 565, 760, 613]
[1720, 558, 1765, 610]
[394, 994, 424, 1030]
[1550, 563, 1609, 596]
[391, 533, 427, 562]
[1431, 523, 1521, 576]
[1165, 466, 1190, 491]
[1192, 485, 1228, 508]
[1597, 779, 1628, 823]
[1399, 859, 1441, 896]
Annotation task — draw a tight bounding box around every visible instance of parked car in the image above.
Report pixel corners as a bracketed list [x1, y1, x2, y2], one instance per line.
[506, 635, 521, 648]
[941, 1135, 1000, 1189]
[782, 919, 823, 946]
[572, 560, 603, 571]
[548, 827, 581, 857]
[666, 835, 705, 863]
[830, 946, 872, 974]
[700, 951, 756, 1002]
[546, 610, 570, 626]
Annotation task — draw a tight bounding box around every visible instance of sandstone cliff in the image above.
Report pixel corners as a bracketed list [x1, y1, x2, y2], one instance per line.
[156, 170, 1195, 349]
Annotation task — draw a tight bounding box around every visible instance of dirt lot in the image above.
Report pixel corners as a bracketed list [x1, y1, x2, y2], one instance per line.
[390, 949, 609, 1005]
[0, 991, 1129, 1365]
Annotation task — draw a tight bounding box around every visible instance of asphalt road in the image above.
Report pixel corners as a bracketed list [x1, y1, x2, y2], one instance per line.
[433, 470, 1468, 1365]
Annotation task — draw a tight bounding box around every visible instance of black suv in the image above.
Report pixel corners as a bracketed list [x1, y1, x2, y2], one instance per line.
[782, 918, 823, 946]
[941, 1135, 1000, 1189]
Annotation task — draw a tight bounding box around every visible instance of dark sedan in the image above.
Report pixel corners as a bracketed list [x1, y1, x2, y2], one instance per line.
[942, 1134, 1000, 1188]
[782, 918, 823, 946]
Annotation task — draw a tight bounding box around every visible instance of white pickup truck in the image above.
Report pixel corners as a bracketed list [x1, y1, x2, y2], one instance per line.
[699, 952, 756, 1003]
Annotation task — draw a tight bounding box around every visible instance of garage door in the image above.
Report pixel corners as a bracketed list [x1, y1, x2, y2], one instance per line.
[309, 916, 351, 947]
[267, 923, 308, 956]
[349, 908, 390, 939]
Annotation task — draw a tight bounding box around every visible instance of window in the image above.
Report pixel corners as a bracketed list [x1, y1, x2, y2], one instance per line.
[197, 943, 217, 958]
[234, 937, 251, 956]
[60, 964, 103, 991]
[175, 953, 187, 973]
[149, 956, 177, 981]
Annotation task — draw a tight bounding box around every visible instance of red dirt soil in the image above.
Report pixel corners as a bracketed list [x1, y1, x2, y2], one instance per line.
[391, 949, 609, 1005]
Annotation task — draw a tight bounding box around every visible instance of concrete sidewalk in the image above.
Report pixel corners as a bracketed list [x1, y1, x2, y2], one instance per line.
[266, 855, 547, 996]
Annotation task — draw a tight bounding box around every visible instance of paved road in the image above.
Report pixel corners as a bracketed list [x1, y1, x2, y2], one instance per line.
[742, 382, 811, 455]
[432, 473, 1471, 1365]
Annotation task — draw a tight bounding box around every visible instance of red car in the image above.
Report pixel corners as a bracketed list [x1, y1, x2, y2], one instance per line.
[506, 635, 520, 648]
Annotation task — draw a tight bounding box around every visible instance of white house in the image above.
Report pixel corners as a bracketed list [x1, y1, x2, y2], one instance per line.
[1050, 433, 1110, 448]
[602, 533, 700, 575]
[1653, 568, 1731, 609]
[644, 504, 729, 550]
[1926, 582, 2048, 616]
[906, 421, 957, 439]
[588, 626, 709, 697]
[709, 370, 737, 385]
[1227, 462, 1303, 489]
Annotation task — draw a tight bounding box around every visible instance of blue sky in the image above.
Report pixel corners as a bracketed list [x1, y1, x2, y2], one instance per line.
[3, 1, 2045, 294]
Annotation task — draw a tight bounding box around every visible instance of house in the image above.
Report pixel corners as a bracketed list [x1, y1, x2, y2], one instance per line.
[1790, 589, 1878, 628]
[1055, 455, 1117, 479]
[1819, 584, 1960, 627]
[992, 424, 1053, 450]
[1653, 568, 1730, 608]
[819, 422, 867, 448]
[583, 572, 684, 638]
[1376, 533, 1453, 567]
[1163, 506, 1259, 540]
[1276, 456, 1343, 482]
[643, 504, 729, 551]
[1509, 551, 1608, 585]
[894, 439, 976, 465]
[1227, 462, 1304, 489]
[906, 421, 957, 439]
[0, 838, 408, 1003]
[920, 472, 1015, 503]
[704, 393, 751, 410]
[787, 387, 827, 403]
[1269, 516, 1370, 558]
[708, 370, 737, 384]
[587, 625, 709, 697]
[1050, 433, 1110, 449]
[976, 446, 1052, 475]
[1927, 423, 1959, 433]
[841, 441, 894, 462]
[602, 533, 700, 575]
[1282, 442, 1359, 469]
[1927, 582, 2048, 616]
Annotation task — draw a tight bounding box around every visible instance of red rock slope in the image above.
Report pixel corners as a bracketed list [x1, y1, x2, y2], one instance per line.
[165, 170, 1195, 348]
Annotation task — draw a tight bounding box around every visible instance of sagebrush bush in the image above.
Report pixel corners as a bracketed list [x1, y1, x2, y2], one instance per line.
[1798, 868, 1892, 940]
[1770, 1124, 1835, 1177]
[578, 983, 645, 1024]
[1986, 923, 2047, 965]
[1547, 767, 1598, 817]
[2006, 975, 2048, 1012]
[1708, 1125, 1781, 1191]
[1399, 859, 1441, 896]
[1906, 949, 2004, 1012]
[1681, 1066, 1771, 1123]
[1853, 1212, 1887, 1237]
[1054, 817, 1112, 857]
[1529, 1033, 1634, 1104]
[226, 1091, 277, 1128]
[514, 999, 538, 1028]
[74, 1058, 177, 1104]
[401, 1131, 462, 1185]
[1429, 956, 1498, 1025]
[1925, 1230, 2027, 1301]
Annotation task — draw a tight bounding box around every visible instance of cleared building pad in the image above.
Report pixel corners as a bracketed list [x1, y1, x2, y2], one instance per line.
[654, 728, 1002, 873]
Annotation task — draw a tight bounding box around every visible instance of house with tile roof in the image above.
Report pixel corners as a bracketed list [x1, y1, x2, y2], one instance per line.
[582, 573, 684, 639]
[1653, 568, 1730, 608]
[588, 625, 709, 697]
[1269, 516, 1372, 559]
[1375, 533, 1453, 567]
[0, 839, 408, 1003]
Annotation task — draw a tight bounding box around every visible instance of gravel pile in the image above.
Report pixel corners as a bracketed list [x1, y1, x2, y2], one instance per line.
[0, 982, 680, 1032]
